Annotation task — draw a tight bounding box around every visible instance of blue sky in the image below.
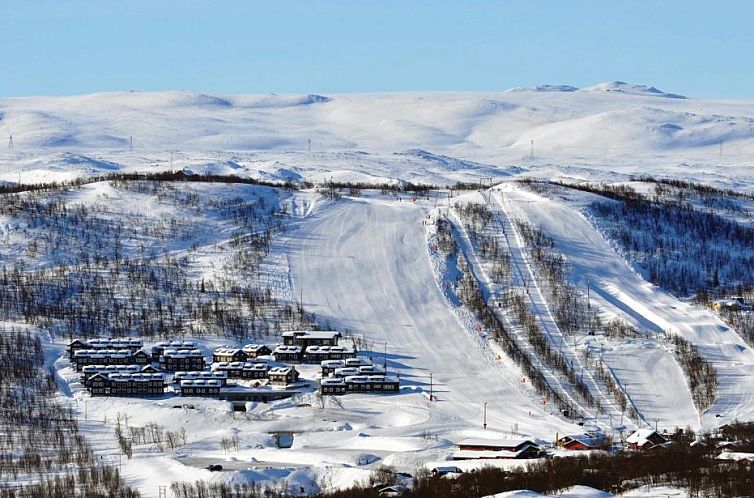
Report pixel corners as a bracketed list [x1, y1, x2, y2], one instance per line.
[2, 1, 752, 98]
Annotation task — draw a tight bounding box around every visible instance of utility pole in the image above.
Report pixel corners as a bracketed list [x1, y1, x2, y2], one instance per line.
[170, 151, 174, 170]
[429, 372, 433, 401]
[587, 280, 591, 309]
[7, 133, 13, 149]
[383, 341, 387, 370]
[308, 138, 311, 153]
[483, 402, 488, 430]
[530, 139, 534, 159]
[719, 139, 723, 157]
[129, 136, 133, 150]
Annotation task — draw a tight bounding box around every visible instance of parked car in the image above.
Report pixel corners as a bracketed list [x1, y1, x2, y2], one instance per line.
[206, 464, 223, 472]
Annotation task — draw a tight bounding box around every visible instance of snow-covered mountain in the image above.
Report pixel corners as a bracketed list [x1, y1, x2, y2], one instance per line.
[1, 82, 753, 188]
[4, 83, 754, 497]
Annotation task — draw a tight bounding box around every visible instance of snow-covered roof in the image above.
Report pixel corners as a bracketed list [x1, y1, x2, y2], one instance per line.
[269, 366, 297, 375]
[211, 361, 268, 371]
[457, 438, 537, 450]
[717, 451, 754, 462]
[344, 357, 372, 367]
[213, 347, 243, 355]
[321, 360, 346, 368]
[358, 365, 386, 374]
[282, 330, 341, 339]
[242, 344, 271, 352]
[82, 365, 141, 373]
[452, 449, 530, 459]
[274, 345, 302, 353]
[74, 349, 132, 358]
[154, 340, 197, 348]
[626, 429, 665, 446]
[163, 349, 203, 358]
[81, 338, 143, 348]
[305, 345, 352, 353]
[431, 466, 462, 473]
[174, 371, 227, 379]
[333, 367, 360, 377]
[344, 374, 398, 384]
[559, 433, 603, 448]
[321, 378, 346, 386]
[105, 372, 164, 382]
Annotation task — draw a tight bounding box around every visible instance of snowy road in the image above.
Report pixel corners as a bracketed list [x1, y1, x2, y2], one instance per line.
[284, 196, 577, 439]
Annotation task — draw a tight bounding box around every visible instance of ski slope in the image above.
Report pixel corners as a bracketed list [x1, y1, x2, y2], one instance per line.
[283, 195, 580, 441]
[496, 183, 754, 429]
[4, 83, 754, 495]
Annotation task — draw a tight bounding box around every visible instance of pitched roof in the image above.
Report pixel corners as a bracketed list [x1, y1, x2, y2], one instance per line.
[626, 429, 666, 446]
[457, 438, 537, 450]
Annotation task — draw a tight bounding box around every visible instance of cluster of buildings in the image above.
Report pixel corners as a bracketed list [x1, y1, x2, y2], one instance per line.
[68, 331, 402, 400]
[319, 357, 400, 395]
[450, 429, 672, 463]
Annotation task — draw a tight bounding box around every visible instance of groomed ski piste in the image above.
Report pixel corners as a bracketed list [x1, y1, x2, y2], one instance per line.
[3, 82, 754, 496]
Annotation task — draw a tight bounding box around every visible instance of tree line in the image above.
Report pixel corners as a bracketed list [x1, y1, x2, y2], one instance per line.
[0, 327, 139, 497]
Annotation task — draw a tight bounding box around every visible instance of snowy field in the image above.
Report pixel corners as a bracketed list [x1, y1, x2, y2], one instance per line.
[2, 82, 754, 496]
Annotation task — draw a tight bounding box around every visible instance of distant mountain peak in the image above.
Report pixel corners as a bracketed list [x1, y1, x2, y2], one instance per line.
[581, 81, 687, 99]
[505, 84, 579, 93]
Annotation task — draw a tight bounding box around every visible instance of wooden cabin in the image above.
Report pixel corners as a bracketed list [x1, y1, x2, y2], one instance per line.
[320, 357, 373, 376]
[179, 379, 222, 397]
[88, 372, 165, 397]
[241, 344, 272, 359]
[282, 331, 342, 348]
[557, 433, 605, 451]
[212, 347, 248, 363]
[268, 366, 300, 386]
[151, 340, 198, 361]
[173, 370, 229, 386]
[320, 378, 347, 395]
[211, 361, 269, 379]
[453, 438, 541, 460]
[343, 374, 399, 393]
[273, 345, 303, 363]
[303, 345, 356, 363]
[159, 349, 205, 371]
[80, 365, 141, 386]
[68, 338, 143, 359]
[72, 349, 134, 370]
[626, 429, 667, 451]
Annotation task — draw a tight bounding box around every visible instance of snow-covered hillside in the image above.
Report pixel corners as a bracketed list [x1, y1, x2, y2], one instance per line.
[2, 82, 754, 188]
[3, 83, 754, 497]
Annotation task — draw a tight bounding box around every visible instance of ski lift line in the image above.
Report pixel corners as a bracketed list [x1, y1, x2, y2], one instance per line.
[424, 220, 547, 412]
[491, 190, 631, 422]
[441, 209, 543, 402]
[490, 191, 617, 420]
[448, 207, 593, 420]
[494, 191, 616, 410]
